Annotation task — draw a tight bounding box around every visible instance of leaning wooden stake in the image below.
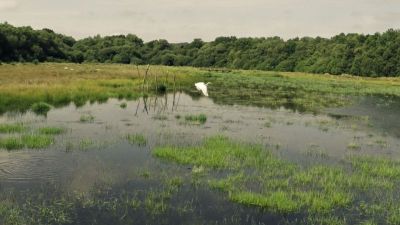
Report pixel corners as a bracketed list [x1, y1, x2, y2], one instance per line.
[144, 64, 150, 92]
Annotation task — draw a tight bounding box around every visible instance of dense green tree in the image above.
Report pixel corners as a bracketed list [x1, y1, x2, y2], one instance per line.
[1, 22, 400, 77]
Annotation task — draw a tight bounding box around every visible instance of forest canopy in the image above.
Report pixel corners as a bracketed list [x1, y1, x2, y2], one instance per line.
[1, 22, 400, 77]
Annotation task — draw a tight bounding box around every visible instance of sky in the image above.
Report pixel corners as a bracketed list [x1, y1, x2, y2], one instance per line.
[1, 0, 400, 42]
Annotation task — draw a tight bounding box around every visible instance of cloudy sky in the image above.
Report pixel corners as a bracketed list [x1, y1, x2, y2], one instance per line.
[1, 0, 400, 42]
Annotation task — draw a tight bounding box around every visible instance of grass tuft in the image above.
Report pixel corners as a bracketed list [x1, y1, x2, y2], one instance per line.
[126, 134, 147, 146]
[120, 102, 127, 109]
[31, 102, 52, 115]
[0, 135, 53, 150]
[80, 114, 95, 123]
[184, 114, 207, 125]
[38, 126, 65, 135]
[0, 123, 26, 133]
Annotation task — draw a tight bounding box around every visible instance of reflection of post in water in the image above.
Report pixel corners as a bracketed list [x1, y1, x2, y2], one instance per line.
[133, 67, 181, 115]
[142, 95, 149, 114]
[163, 92, 168, 112]
[174, 91, 181, 111]
[135, 92, 181, 115]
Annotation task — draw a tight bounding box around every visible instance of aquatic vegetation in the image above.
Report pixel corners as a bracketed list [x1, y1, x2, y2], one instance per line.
[156, 84, 167, 94]
[0, 123, 26, 133]
[0, 137, 25, 150]
[79, 138, 94, 150]
[0, 173, 188, 225]
[184, 114, 207, 125]
[38, 126, 66, 135]
[21, 135, 54, 149]
[31, 102, 52, 115]
[347, 142, 361, 150]
[152, 115, 168, 121]
[120, 102, 127, 109]
[264, 121, 272, 128]
[303, 145, 329, 158]
[79, 114, 95, 123]
[126, 134, 147, 146]
[1, 64, 399, 115]
[0, 64, 400, 224]
[0, 135, 54, 150]
[154, 136, 400, 224]
[375, 139, 389, 148]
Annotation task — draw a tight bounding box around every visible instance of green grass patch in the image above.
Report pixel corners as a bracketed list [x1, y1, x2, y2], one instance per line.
[126, 134, 147, 146]
[184, 114, 207, 125]
[38, 126, 65, 135]
[0, 123, 26, 133]
[79, 114, 95, 123]
[0, 135, 54, 150]
[1, 64, 400, 114]
[154, 136, 400, 223]
[31, 102, 52, 115]
[21, 135, 54, 149]
[0, 137, 25, 150]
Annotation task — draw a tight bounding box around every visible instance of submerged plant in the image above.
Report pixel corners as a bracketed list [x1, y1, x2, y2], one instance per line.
[184, 114, 207, 125]
[126, 134, 147, 146]
[152, 115, 168, 121]
[38, 126, 66, 135]
[79, 114, 95, 123]
[120, 102, 127, 109]
[79, 138, 94, 150]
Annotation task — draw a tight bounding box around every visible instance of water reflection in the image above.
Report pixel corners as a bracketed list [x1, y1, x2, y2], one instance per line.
[0, 93, 399, 224]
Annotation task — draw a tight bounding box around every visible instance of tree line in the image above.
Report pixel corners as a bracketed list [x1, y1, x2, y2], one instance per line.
[1, 22, 400, 77]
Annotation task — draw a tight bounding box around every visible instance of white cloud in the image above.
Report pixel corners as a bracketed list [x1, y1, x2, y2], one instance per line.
[0, 0, 18, 11]
[1, 0, 400, 42]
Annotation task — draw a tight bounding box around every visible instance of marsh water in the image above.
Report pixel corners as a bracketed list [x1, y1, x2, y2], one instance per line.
[1, 93, 400, 224]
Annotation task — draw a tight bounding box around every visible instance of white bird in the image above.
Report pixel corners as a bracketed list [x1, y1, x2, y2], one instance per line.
[195, 82, 211, 96]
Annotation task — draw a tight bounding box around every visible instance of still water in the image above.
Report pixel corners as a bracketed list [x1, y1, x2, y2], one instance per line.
[0, 93, 399, 224]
